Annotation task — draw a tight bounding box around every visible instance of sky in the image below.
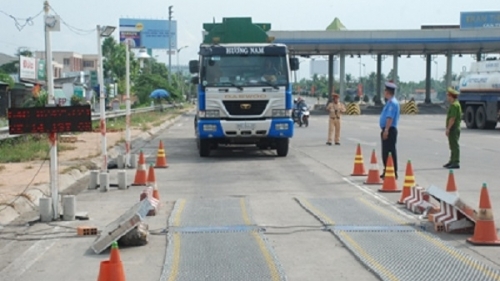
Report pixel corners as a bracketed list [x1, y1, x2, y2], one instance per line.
[1, 0, 499, 82]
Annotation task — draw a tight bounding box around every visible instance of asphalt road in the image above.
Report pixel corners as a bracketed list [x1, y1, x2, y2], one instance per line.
[1, 112, 500, 280]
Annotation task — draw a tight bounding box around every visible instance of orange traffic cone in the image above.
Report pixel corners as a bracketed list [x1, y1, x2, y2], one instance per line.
[446, 169, 458, 193]
[147, 164, 160, 201]
[378, 152, 400, 193]
[466, 183, 500, 246]
[132, 151, 147, 186]
[97, 241, 126, 281]
[154, 140, 169, 168]
[398, 160, 415, 204]
[364, 149, 382, 185]
[351, 144, 367, 176]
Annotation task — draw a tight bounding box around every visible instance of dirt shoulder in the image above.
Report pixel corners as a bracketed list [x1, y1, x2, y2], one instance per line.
[0, 106, 192, 224]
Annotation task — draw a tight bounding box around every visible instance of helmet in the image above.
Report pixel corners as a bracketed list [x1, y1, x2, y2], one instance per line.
[294, 98, 297, 103]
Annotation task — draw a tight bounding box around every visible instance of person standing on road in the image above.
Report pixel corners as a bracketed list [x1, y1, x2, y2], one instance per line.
[379, 81, 400, 179]
[444, 87, 462, 169]
[326, 93, 346, 145]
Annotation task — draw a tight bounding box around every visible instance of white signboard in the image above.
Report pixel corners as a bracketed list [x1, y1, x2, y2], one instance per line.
[19, 56, 36, 80]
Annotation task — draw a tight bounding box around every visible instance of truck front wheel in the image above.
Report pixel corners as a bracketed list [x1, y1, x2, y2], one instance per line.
[464, 106, 477, 129]
[276, 138, 289, 157]
[199, 139, 211, 157]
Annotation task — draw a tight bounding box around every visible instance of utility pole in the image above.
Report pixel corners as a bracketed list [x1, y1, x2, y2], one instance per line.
[44, 1, 59, 220]
[168, 5, 173, 84]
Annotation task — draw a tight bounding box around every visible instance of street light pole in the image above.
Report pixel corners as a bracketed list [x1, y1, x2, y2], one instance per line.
[168, 5, 173, 84]
[177, 45, 188, 74]
[125, 42, 131, 167]
[96, 25, 107, 174]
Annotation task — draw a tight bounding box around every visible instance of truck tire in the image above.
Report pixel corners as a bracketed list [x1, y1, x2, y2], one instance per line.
[276, 138, 289, 157]
[464, 106, 477, 129]
[199, 139, 211, 157]
[475, 106, 487, 129]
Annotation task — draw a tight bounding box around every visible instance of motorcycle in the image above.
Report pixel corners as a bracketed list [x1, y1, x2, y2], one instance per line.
[293, 105, 310, 127]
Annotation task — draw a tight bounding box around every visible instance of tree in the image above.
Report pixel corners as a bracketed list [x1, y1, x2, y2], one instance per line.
[0, 72, 14, 88]
[0, 48, 33, 74]
[101, 37, 140, 95]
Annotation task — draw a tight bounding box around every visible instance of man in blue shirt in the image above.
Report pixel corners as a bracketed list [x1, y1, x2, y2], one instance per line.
[379, 81, 400, 180]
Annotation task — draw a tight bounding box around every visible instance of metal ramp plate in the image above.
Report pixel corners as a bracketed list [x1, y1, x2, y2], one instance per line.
[160, 198, 287, 281]
[296, 197, 500, 281]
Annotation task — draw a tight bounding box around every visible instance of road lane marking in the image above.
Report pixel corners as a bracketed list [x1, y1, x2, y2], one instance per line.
[165, 199, 186, 281]
[347, 138, 377, 147]
[239, 198, 280, 281]
[0, 227, 59, 279]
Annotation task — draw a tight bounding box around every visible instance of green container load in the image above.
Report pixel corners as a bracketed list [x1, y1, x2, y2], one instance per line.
[202, 17, 273, 44]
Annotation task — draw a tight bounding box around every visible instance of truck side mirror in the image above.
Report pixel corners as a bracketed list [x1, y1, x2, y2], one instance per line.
[189, 60, 199, 74]
[190, 76, 199, 84]
[290, 58, 300, 71]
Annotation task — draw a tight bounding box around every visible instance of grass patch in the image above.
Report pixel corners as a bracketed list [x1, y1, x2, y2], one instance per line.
[91, 107, 183, 132]
[0, 135, 79, 163]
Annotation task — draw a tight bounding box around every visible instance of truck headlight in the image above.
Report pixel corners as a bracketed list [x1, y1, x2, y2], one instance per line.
[272, 109, 291, 117]
[203, 124, 218, 132]
[199, 110, 220, 118]
[275, 123, 289, 130]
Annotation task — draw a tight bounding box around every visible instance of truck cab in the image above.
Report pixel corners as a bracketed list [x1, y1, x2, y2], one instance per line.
[188, 18, 299, 157]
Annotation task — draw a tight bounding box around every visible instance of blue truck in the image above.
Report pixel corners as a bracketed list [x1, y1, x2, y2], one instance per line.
[188, 17, 299, 157]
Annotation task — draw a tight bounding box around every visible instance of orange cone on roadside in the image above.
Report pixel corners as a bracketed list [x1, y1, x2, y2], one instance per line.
[132, 150, 147, 186]
[398, 160, 415, 204]
[351, 144, 367, 176]
[364, 149, 382, 185]
[97, 241, 126, 281]
[154, 140, 169, 168]
[378, 153, 400, 193]
[446, 169, 458, 193]
[466, 184, 500, 246]
[147, 164, 160, 201]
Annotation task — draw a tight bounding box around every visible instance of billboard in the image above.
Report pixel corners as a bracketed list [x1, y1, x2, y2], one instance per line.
[19, 56, 36, 80]
[460, 11, 500, 29]
[119, 18, 177, 49]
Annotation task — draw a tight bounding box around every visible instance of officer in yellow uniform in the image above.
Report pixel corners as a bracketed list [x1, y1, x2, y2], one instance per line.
[326, 93, 346, 145]
[444, 87, 462, 169]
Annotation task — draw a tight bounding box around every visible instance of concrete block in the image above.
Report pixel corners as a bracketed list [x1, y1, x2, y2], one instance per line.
[39, 197, 53, 222]
[62, 195, 76, 221]
[118, 170, 128, 190]
[117, 154, 125, 169]
[99, 173, 109, 192]
[89, 171, 99, 190]
[130, 153, 137, 169]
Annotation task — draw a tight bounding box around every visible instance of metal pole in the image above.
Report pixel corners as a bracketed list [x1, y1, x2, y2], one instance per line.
[177, 48, 180, 74]
[125, 43, 131, 167]
[44, 1, 58, 220]
[168, 14, 172, 84]
[96, 25, 107, 172]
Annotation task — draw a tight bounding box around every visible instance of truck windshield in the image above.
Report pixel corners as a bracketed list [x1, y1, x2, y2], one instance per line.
[201, 55, 289, 88]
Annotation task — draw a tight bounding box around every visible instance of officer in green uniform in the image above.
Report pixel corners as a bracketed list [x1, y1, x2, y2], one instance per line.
[444, 87, 462, 169]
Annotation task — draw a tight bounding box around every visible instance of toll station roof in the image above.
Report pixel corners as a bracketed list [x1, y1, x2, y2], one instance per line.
[267, 28, 500, 56]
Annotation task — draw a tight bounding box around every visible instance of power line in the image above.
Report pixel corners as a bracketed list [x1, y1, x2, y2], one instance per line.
[48, 4, 96, 36]
[0, 9, 44, 31]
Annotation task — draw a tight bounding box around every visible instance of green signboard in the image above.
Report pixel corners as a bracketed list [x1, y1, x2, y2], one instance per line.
[37, 59, 46, 81]
[74, 86, 84, 98]
[90, 71, 98, 87]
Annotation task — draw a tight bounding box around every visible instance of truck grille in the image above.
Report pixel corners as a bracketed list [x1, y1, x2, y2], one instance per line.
[222, 100, 268, 116]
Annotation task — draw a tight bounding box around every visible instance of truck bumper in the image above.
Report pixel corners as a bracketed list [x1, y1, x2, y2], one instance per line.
[197, 118, 293, 139]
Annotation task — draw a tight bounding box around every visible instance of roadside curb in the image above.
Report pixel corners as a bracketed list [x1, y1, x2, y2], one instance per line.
[0, 108, 190, 226]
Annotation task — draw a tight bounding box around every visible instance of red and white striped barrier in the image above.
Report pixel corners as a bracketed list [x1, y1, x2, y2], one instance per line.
[140, 186, 159, 215]
[403, 185, 432, 214]
[427, 185, 475, 233]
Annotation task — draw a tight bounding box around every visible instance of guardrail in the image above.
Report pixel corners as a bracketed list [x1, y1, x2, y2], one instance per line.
[0, 105, 173, 140]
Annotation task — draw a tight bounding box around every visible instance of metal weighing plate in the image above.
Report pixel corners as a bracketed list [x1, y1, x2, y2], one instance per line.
[296, 197, 500, 281]
[160, 198, 287, 281]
